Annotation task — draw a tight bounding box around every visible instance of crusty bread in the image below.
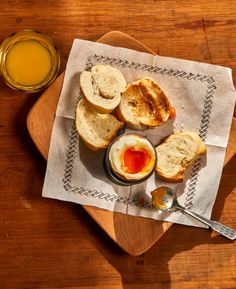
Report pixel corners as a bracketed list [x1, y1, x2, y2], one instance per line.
[116, 77, 173, 130]
[155, 132, 207, 182]
[75, 98, 124, 151]
[80, 65, 126, 114]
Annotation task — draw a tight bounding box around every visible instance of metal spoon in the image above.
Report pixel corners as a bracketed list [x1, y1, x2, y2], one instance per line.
[151, 186, 236, 240]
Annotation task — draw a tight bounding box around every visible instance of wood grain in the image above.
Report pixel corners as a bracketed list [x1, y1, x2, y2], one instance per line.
[1, 1, 236, 288]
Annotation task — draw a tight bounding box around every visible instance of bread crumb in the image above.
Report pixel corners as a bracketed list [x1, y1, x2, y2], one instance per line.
[181, 106, 185, 109]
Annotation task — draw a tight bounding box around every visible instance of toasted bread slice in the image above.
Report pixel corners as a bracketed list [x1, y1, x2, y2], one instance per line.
[75, 98, 124, 151]
[117, 77, 173, 130]
[155, 132, 207, 182]
[80, 65, 126, 114]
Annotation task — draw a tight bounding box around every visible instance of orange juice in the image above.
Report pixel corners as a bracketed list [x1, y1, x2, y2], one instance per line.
[6, 39, 52, 86]
[0, 30, 60, 92]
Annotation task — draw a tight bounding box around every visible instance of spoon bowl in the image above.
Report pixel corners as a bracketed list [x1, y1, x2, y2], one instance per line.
[151, 186, 236, 240]
[151, 186, 177, 211]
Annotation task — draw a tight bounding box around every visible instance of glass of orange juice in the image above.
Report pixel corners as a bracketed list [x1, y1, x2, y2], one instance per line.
[0, 30, 60, 92]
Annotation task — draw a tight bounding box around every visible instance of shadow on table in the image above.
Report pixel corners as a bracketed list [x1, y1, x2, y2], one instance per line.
[77, 154, 236, 288]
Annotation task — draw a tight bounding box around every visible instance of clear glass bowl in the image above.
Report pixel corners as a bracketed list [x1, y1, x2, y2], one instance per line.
[0, 30, 60, 92]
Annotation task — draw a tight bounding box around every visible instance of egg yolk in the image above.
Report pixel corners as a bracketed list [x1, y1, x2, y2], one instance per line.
[121, 147, 151, 174]
[169, 106, 176, 120]
[151, 187, 168, 210]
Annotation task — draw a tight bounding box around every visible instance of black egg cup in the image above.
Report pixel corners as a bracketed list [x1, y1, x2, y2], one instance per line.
[103, 133, 157, 186]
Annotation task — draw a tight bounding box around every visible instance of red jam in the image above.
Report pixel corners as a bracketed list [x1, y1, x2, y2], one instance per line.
[121, 147, 151, 174]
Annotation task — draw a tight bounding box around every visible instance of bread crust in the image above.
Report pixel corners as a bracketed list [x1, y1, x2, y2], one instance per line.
[157, 170, 185, 183]
[115, 105, 127, 123]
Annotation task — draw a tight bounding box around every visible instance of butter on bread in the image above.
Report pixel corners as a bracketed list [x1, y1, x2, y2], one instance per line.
[75, 98, 124, 151]
[116, 77, 173, 130]
[155, 131, 207, 182]
[80, 65, 126, 114]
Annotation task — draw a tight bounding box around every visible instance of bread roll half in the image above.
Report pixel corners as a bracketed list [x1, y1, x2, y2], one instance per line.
[155, 132, 207, 182]
[80, 65, 126, 114]
[75, 98, 124, 151]
[116, 77, 174, 130]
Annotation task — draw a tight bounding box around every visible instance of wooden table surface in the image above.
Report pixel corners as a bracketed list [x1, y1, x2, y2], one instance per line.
[0, 1, 236, 288]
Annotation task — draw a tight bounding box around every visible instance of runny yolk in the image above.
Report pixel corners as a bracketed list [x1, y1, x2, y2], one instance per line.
[151, 187, 168, 210]
[169, 106, 176, 120]
[121, 147, 151, 174]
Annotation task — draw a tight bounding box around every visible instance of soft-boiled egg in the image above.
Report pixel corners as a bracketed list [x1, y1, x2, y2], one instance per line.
[108, 134, 156, 181]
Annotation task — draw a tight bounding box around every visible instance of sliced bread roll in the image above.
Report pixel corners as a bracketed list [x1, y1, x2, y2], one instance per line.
[80, 65, 127, 114]
[75, 98, 124, 151]
[155, 132, 207, 182]
[116, 77, 174, 130]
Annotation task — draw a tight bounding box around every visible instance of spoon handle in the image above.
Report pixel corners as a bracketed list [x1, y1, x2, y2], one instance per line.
[210, 221, 236, 240]
[176, 204, 236, 240]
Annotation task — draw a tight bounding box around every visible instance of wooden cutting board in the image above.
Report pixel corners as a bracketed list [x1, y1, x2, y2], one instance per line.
[27, 31, 236, 256]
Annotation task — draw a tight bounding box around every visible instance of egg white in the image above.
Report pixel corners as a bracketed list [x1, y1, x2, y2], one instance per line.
[108, 134, 156, 180]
